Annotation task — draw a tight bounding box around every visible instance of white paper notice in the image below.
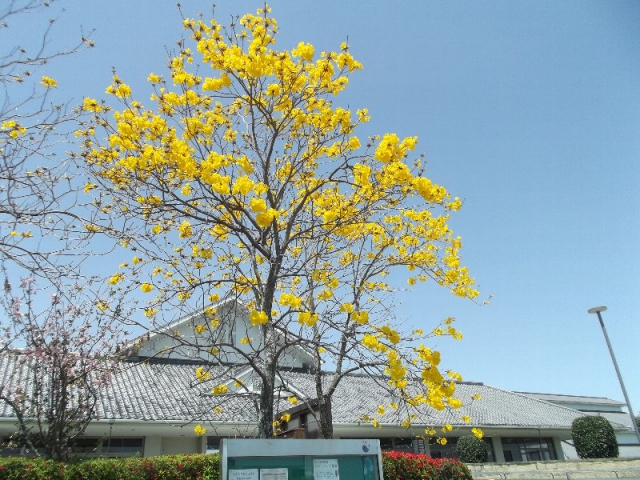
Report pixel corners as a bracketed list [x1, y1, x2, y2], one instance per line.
[313, 459, 339, 480]
[259, 468, 288, 480]
[229, 469, 259, 480]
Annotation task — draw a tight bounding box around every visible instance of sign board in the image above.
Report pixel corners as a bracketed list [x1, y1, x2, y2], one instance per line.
[221, 439, 383, 480]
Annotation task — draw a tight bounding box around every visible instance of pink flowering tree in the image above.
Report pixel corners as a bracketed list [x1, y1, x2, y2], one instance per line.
[0, 271, 125, 461]
[1, 0, 100, 280]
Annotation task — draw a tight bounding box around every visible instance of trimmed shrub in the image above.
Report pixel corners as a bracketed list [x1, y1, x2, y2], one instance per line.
[456, 435, 488, 463]
[0, 454, 220, 480]
[0, 451, 470, 480]
[571, 416, 619, 459]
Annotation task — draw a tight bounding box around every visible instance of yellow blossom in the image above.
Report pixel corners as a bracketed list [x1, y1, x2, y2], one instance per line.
[194, 424, 206, 436]
[178, 221, 193, 238]
[140, 283, 154, 293]
[40, 76, 57, 88]
[352, 311, 369, 324]
[256, 209, 277, 227]
[250, 310, 268, 326]
[212, 384, 228, 395]
[298, 311, 318, 327]
[196, 366, 211, 382]
[82, 97, 103, 112]
[250, 197, 267, 212]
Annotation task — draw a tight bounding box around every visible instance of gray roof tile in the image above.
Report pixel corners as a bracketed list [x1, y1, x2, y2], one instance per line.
[277, 371, 587, 429]
[1, 353, 589, 430]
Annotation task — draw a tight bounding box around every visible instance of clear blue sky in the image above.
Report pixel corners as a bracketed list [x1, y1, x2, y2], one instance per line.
[18, 1, 640, 412]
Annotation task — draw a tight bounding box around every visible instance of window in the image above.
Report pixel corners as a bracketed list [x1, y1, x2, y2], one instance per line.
[207, 436, 221, 454]
[379, 437, 423, 453]
[429, 438, 458, 459]
[501, 437, 556, 462]
[299, 413, 308, 429]
[102, 437, 144, 456]
[71, 437, 100, 454]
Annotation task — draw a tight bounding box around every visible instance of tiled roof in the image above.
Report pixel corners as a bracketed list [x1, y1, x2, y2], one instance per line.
[277, 371, 587, 429]
[516, 391, 625, 407]
[0, 354, 257, 423]
[594, 411, 636, 429]
[100, 361, 258, 423]
[1, 353, 589, 430]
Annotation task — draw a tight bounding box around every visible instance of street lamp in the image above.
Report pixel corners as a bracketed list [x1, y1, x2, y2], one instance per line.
[587, 306, 640, 446]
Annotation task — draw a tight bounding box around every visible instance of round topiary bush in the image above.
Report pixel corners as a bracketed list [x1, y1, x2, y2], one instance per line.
[571, 416, 619, 459]
[456, 435, 488, 463]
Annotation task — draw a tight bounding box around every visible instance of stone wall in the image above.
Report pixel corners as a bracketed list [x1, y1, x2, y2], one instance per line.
[469, 458, 640, 479]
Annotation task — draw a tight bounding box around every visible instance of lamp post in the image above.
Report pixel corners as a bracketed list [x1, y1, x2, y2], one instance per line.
[587, 306, 640, 446]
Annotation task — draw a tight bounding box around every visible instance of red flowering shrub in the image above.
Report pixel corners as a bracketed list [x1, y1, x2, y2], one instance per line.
[382, 451, 472, 480]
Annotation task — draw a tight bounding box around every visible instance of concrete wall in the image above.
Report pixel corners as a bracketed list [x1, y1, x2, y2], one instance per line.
[142, 435, 202, 457]
[160, 436, 202, 455]
[143, 436, 162, 457]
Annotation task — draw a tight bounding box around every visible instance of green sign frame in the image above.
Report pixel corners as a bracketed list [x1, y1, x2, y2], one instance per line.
[220, 439, 384, 480]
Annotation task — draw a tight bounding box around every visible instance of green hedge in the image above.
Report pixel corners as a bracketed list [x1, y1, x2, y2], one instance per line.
[0, 451, 470, 480]
[0, 454, 219, 480]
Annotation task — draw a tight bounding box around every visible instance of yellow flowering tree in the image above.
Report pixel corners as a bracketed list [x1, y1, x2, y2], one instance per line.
[79, 5, 478, 438]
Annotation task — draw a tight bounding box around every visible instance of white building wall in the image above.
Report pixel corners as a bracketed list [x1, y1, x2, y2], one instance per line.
[161, 436, 202, 455]
[143, 436, 162, 457]
[134, 301, 312, 368]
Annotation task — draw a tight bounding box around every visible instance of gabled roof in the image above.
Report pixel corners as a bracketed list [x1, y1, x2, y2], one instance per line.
[126, 297, 315, 365]
[129, 296, 241, 344]
[1, 353, 609, 432]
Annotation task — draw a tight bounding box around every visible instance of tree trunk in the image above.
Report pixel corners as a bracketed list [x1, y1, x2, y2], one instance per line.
[257, 374, 275, 438]
[317, 394, 334, 439]
[257, 321, 278, 438]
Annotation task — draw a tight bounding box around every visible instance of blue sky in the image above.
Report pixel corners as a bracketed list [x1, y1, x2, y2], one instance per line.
[13, 1, 640, 413]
